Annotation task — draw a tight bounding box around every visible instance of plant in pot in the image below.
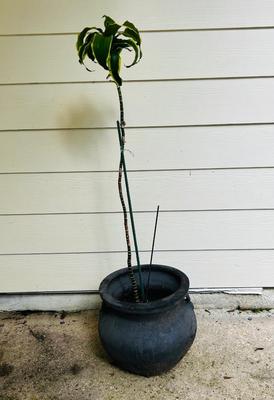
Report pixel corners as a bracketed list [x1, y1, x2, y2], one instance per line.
[76, 16, 197, 376]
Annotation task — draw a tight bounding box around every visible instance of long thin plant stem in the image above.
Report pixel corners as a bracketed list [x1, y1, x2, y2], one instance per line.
[116, 85, 145, 302]
[117, 139, 140, 303]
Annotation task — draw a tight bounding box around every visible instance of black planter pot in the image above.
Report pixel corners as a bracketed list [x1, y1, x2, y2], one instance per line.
[99, 264, 197, 376]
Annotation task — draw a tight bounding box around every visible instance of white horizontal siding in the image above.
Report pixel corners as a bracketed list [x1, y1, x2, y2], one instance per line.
[1, 0, 274, 34]
[1, 211, 274, 254]
[1, 125, 274, 173]
[2, 29, 274, 84]
[1, 1, 274, 294]
[1, 169, 274, 214]
[1, 250, 273, 293]
[2, 80, 274, 131]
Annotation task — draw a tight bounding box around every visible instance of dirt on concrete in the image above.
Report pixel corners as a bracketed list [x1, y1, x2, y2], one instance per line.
[0, 309, 273, 400]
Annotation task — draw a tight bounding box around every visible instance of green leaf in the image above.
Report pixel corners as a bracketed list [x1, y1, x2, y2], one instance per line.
[86, 43, 96, 62]
[76, 26, 103, 52]
[123, 20, 139, 31]
[108, 48, 122, 86]
[125, 39, 141, 67]
[84, 32, 95, 44]
[105, 22, 121, 36]
[123, 20, 141, 45]
[78, 43, 88, 64]
[83, 32, 96, 62]
[76, 27, 91, 51]
[77, 32, 96, 64]
[112, 38, 131, 50]
[113, 38, 141, 67]
[102, 15, 121, 36]
[76, 27, 103, 51]
[123, 28, 141, 47]
[92, 33, 113, 70]
[103, 15, 116, 28]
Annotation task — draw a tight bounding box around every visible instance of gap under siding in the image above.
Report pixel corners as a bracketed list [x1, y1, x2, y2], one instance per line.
[1, 289, 274, 312]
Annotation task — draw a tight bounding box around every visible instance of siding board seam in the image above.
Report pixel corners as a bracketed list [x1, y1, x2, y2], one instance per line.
[2, 121, 274, 133]
[2, 76, 274, 86]
[1, 208, 274, 217]
[1, 166, 274, 175]
[2, 26, 274, 37]
[1, 248, 274, 256]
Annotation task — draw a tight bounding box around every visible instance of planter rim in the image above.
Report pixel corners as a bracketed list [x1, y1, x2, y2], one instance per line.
[99, 264, 190, 314]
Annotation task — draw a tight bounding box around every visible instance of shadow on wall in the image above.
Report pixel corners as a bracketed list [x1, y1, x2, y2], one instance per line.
[56, 89, 118, 170]
[54, 87, 122, 254]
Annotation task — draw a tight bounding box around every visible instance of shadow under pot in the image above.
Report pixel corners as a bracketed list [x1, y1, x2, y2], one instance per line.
[98, 264, 197, 376]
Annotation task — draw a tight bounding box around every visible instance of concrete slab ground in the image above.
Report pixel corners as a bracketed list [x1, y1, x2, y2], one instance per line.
[0, 309, 273, 400]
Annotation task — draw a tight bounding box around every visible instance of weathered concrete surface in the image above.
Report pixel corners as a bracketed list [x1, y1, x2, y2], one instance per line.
[0, 309, 273, 400]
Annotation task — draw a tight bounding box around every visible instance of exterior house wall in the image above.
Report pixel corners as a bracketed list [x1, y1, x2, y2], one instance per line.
[0, 0, 274, 293]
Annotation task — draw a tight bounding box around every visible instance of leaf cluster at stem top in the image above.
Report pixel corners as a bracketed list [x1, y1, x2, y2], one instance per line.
[76, 15, 142, 86]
